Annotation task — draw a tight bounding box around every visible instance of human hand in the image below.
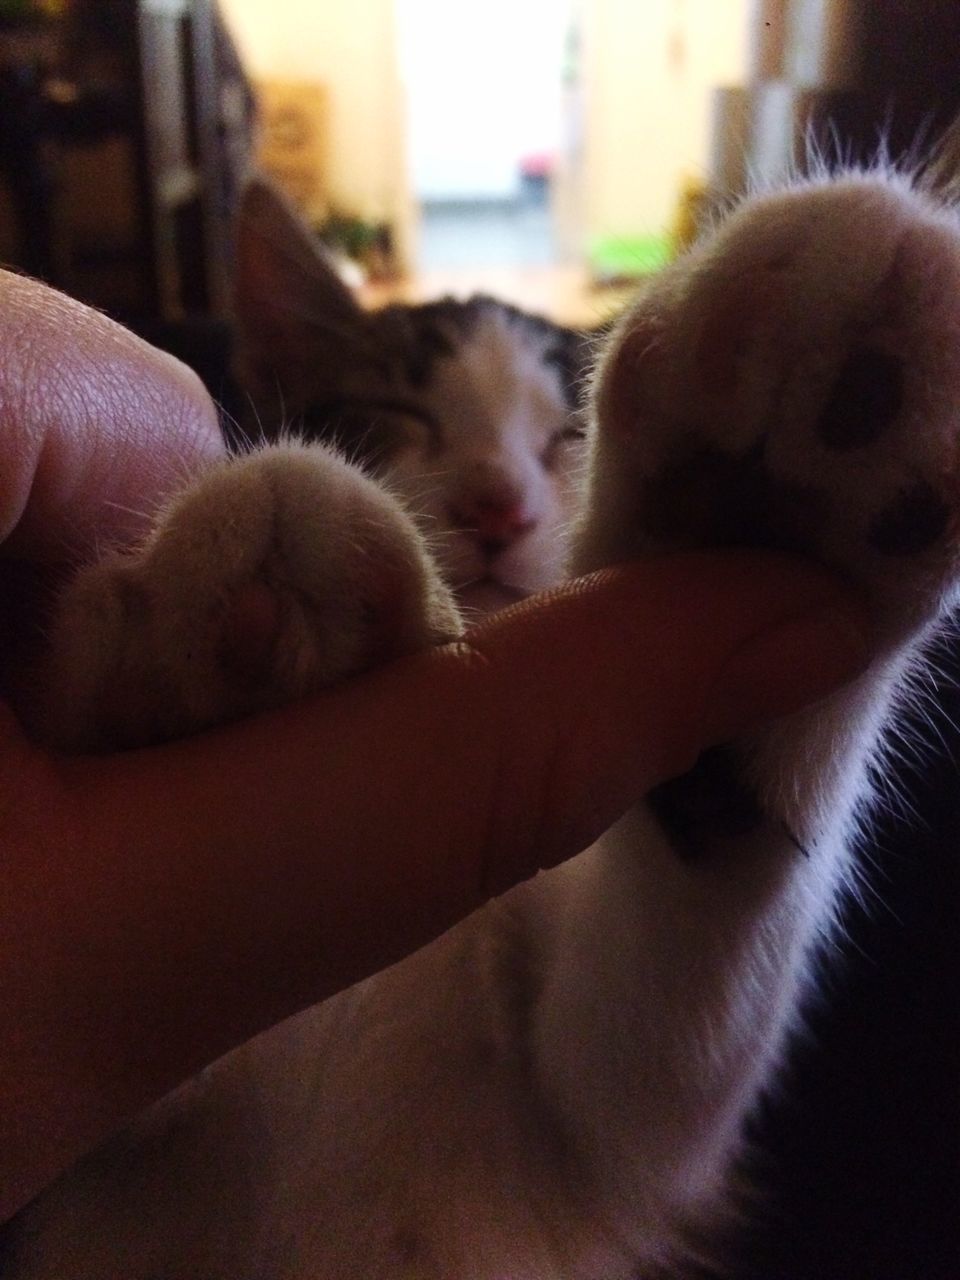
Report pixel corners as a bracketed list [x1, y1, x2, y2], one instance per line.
[0, 269, 869, 1220]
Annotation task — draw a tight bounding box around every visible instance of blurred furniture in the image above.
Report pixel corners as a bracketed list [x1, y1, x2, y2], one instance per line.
[0, 0, 251, 327]
[709, 0, 960, 204]
[255, 78, 328, 226]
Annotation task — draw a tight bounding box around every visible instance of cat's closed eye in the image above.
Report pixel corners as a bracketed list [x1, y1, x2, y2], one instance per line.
[300, 398, 439, 468]
[541, 423, 586, 472]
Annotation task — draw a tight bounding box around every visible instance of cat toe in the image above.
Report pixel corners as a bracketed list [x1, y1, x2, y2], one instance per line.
[38, 443, 460, 751]
[583, 173, 960, 629]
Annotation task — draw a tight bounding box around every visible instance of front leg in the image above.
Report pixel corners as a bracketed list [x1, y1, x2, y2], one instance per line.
[535, 174, 960, 1270]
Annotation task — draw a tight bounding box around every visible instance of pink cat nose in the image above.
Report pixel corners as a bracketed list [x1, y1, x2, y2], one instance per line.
[450, 499, 537, 549]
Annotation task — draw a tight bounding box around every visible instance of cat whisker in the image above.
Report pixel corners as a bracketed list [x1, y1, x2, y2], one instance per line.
[226, 393, 268, 451]
[100, 499, 156, 523]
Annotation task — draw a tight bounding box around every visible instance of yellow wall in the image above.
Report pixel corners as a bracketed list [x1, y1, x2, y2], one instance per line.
[581, 0, 750, 243]
[220, 0, 749, 268]
[220, 0, 414, 264]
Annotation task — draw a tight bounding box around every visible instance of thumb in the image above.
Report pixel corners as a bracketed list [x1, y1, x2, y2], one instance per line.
[67, 551, 867, 1042]
[441, 550, 869, 894]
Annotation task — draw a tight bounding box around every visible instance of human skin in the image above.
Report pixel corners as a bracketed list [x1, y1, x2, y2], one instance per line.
[0, 268, 869, 1222]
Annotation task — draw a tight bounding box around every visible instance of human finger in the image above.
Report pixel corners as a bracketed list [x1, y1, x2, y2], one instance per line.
[60, 555, 868, 1063]
[0, 269, 224, 564]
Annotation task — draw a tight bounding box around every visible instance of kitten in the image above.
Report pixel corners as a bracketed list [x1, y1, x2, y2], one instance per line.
[232, 177, 591, 616]
[5, 164, 959, 1277]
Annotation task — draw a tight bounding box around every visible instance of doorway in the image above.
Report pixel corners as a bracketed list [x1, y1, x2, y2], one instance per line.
[394, 0, 576, 271]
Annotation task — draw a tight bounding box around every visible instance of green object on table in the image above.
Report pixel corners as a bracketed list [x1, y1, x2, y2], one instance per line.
[588, 232, 672, 282]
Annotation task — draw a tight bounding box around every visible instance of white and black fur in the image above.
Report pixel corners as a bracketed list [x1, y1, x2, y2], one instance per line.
[233, 178, 592, 617]
[4, 165, 960, 1276]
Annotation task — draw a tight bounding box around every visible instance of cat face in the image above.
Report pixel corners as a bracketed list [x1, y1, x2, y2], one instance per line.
[233, 179, 589, 615]
[366, 298, 586, 614]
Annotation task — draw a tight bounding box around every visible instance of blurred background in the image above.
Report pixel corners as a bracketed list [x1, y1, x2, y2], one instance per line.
[0, 3, 957, 1278]
[4, 0, 960, 341]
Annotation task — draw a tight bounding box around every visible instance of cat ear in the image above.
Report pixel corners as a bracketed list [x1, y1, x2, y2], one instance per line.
[232, 174, 373, 412]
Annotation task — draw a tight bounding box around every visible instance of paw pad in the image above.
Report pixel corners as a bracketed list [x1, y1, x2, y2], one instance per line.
[867, 480, 951, 556]
[816, 347, 903, 450]
[220, 579, 282, 680]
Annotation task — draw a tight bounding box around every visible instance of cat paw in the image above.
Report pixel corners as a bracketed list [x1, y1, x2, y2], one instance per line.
[37, 443, 462, 751]
[582, 173, 960, 637]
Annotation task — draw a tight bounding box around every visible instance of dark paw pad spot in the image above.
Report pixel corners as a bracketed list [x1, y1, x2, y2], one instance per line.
[648, 744, 764, 862]
[817, 347, 903, 450]
[639, 445, 822, 554]
[868, 481, 950, 556]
